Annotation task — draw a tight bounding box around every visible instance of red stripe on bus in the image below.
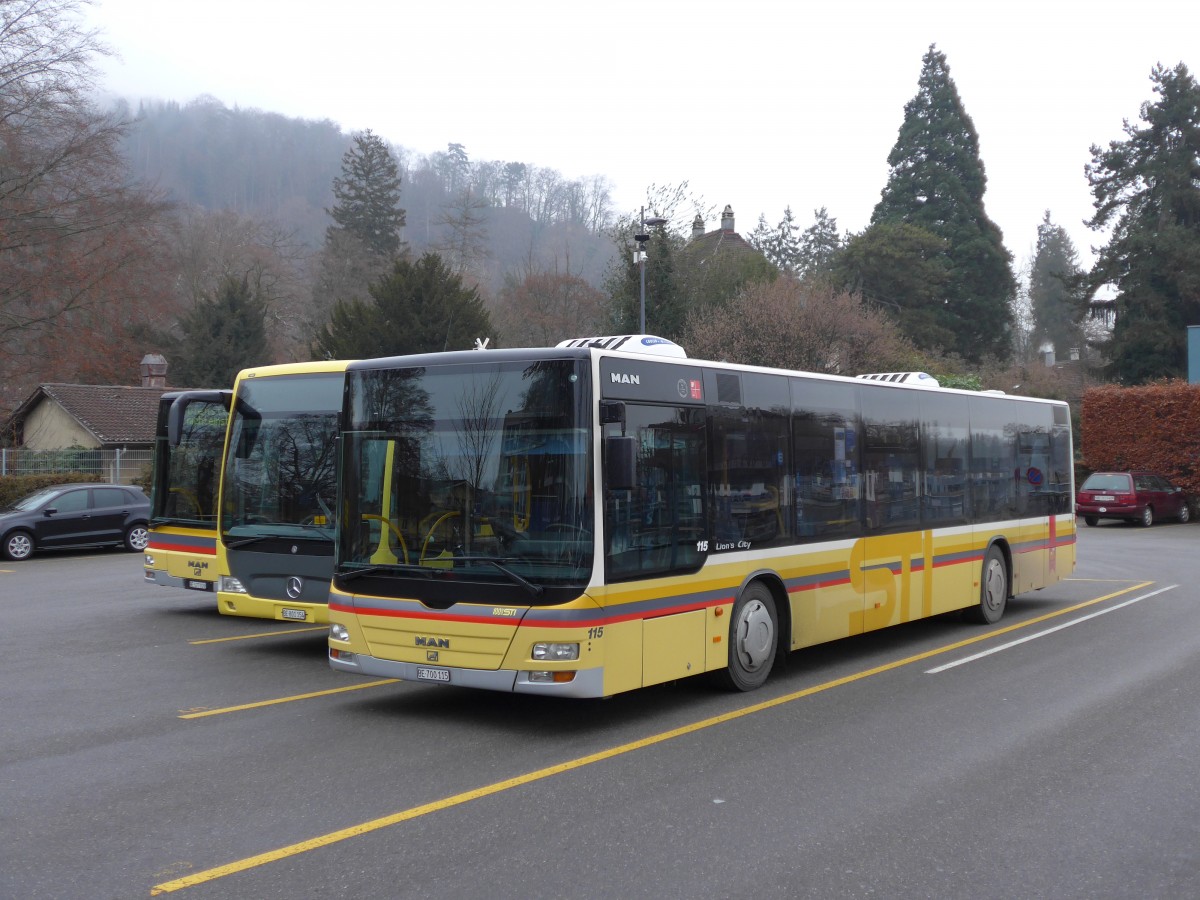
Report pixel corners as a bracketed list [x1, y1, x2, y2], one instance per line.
[148, 541, 216, 554]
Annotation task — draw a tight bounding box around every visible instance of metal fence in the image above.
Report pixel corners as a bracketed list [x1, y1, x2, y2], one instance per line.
[0, 447, 154, 485]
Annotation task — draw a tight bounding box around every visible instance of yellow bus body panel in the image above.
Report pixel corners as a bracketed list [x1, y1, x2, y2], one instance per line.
[330, 515, 1075, 697]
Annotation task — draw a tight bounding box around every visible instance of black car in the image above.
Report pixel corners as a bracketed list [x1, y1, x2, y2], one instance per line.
[0, 483, 151, 561]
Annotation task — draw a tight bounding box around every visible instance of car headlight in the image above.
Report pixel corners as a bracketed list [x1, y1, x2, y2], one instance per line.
[532, 641, 579, 661]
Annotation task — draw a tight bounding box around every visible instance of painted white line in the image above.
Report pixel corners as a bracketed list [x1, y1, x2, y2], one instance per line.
[925, 585, 1179, 674]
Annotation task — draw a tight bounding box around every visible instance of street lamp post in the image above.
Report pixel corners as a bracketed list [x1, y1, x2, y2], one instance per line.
[635, 206, 668, 334]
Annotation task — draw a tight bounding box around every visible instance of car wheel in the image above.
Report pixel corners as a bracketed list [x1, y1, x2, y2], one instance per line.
[1179, 504, 1191, 524]
[1084, 516, 1098, 527]
[3, 529, 34, 561]
[964, 545, 1008, 624]
[124, 524, 150, 552]
[1140, 506, 1154, 527]
[715, 581, 778, 692]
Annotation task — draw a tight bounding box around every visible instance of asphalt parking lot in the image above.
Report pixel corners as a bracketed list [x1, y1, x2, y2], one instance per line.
[3, 519, 1198, 899]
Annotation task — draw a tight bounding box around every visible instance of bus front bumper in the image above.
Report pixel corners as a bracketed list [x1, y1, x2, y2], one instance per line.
[328, 649, 606, 698]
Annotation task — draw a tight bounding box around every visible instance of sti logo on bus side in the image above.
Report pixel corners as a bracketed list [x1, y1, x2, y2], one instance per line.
[610, 372, 640, 385]
[415, 636, 450, 649]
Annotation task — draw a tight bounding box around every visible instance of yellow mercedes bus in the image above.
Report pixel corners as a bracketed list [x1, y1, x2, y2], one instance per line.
[168, 360, 352, 624]
[328, 336, 1076, 697]
[146, 390, 230, 595]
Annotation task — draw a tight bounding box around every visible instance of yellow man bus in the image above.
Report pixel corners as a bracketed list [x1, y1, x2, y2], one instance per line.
[328, 336, 1075, 697]
[146, 390, 230, 595]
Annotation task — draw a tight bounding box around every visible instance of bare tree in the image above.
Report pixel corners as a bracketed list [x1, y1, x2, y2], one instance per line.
[1, 0, 173, 409]
[683, 276, 923, 375]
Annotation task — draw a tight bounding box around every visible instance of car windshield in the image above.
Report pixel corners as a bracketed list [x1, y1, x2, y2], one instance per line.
[1081, 473, 1132, 492]
[12, 487, 65, 511]
[338, 358, 593, 596]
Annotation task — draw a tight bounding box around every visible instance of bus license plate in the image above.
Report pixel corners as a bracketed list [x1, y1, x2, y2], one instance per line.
[185, 580, 212, 591]
[416, 666, 451, 683]
[281, 608, 307, 621]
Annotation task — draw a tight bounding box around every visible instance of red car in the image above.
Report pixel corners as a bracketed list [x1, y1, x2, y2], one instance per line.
[1075, 471, 1192, 527]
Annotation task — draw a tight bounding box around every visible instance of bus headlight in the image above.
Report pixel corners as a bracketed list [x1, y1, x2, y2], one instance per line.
[532, 642, 579, 661]
[144, 553, 155, 566]
[330, 623, 350, 642]
[219, 575, 247, 594]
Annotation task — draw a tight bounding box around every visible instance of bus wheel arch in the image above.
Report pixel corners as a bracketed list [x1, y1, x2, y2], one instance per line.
[716, 575, 785, 691]
[964, 540, 1010, 624]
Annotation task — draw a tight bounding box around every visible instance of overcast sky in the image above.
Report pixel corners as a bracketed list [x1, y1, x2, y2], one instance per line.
[86, 0, 1197, 270]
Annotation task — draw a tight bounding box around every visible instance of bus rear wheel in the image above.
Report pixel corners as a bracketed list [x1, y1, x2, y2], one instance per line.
[965, 545, 1008, 624]
[717, 582, 778, 691]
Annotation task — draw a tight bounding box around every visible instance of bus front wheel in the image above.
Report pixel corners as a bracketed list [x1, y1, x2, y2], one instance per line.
[965, 545, 1008, 624]
[717, 582, 778, 691]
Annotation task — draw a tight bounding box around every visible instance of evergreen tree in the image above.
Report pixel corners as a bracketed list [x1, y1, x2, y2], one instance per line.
[747, 213, 773, 255]
[313, 252, 493, 359]
[834, 222, 955, 352]
[326, 129, 406, 258]
[764, 206, 802, 275]
[871, 45, 1015, 362]
[1086, 63, 1200, 383]
[604, 225, 684, 337]
[173, 276, 269, 386]
[1028, 211, 1085, 360]
[797, 207, 843, 280]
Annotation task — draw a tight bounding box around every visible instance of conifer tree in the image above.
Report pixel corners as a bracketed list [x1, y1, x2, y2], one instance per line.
[326, 129, 406, 259]
[797, 207, 843, 280]
[1028, 211, 1085, 361]
[871, 44, 1015, 362]
[313, 252, 493, 359]
[173, 276, 269, 386]
[1086, 63, 1200, 383]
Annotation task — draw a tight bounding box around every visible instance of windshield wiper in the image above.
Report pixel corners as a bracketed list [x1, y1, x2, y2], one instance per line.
[226, 529, 331, 549]
[338, 558, 543, 598]
[226, 535, 268, 549]
[452, 556, 543, 598]
[338, 563, 435, 583]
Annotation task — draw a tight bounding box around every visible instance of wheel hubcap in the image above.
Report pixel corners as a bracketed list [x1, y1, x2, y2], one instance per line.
[735, 599, 774, 671]
[983, 560, 1005, 613]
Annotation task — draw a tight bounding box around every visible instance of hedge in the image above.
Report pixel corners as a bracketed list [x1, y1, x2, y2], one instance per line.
[1079, 381, 1200, 499]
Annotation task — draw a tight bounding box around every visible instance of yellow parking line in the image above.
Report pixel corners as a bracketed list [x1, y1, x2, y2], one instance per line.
[152, 581, 1151, 895]
[188, 626, 327, 645]
[179, 680, 400, 719]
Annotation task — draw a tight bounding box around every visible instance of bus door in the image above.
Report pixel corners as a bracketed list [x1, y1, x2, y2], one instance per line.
[860, 387, 954, 628]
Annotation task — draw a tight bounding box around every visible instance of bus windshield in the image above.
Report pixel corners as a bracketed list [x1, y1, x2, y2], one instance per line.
[339, 358, 593, 594]
[222, 372, 344, 543]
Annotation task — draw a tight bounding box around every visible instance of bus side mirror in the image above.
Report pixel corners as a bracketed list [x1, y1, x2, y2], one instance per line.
[600, 400, 625, 425]
[604, 436, 637, 491]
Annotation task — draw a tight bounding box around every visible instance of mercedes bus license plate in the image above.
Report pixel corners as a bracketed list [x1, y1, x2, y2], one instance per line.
[416, 666, 451, 683]
[281, 608, 307, 621]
